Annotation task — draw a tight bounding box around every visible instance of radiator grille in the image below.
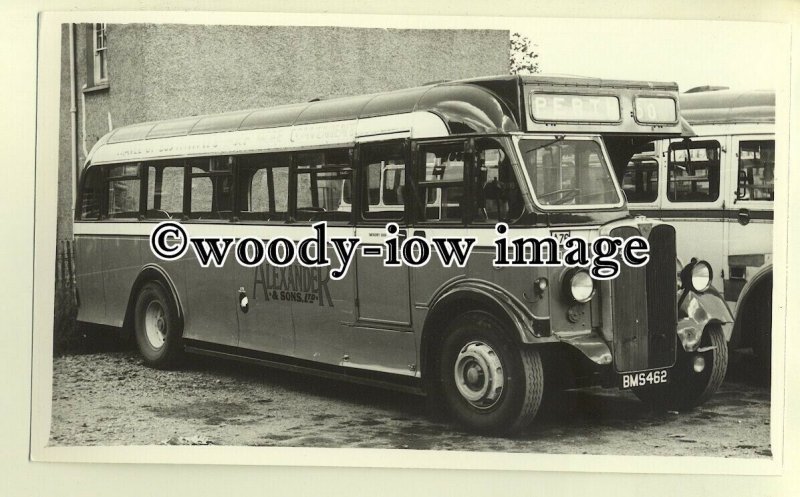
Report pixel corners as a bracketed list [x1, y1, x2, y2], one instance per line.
[610, 224, 677, 372]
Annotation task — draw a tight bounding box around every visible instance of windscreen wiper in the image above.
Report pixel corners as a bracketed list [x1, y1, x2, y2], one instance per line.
[519, 135, 565, 155]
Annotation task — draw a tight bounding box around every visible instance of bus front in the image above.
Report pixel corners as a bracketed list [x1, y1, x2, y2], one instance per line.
[511, 78, 731, 410]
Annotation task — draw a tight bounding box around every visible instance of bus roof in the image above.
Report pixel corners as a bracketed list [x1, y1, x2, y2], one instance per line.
[101, 77, 524, 146]
[680, 89, 775, 125]
[87, 75, 689, 166]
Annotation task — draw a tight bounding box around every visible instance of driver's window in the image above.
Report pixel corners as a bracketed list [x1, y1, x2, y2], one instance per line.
[145, 162, 184, 219]
[471, 138, 524, 223]
[294, 149, 352, 223]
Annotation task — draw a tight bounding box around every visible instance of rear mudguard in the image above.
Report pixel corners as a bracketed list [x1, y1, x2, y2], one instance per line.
[730, 263, 773, 348]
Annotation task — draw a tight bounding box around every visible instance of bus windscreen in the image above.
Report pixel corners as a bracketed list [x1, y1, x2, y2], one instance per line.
[519, 138, 621, 207]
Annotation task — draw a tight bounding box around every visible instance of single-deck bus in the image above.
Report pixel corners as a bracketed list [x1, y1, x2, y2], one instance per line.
[74, 75, 733, 433]
[623, 88, 774, 371]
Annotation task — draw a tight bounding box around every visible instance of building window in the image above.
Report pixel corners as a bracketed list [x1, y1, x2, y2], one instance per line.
[85, 23, 109, 90]
[93, 23, 108, 83]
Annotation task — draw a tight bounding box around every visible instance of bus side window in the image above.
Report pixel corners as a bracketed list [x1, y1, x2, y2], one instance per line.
[79, 166, 103, 220]
[145, 162, 184, 219]
[106, 163, 141, 219]
[667, 140, 721, 203]
[622, 158, 659, 203]
[738, 140, 774, 201]
[361, 141, 405, 221]
[415, 142, 466, 223]
[471, 138, 524, 223]
[294, 149, 352, 223]
[237, 153, 290, 221]
[186, 156, 234, 220]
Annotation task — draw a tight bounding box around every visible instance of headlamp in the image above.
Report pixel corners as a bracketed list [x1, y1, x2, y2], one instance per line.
[564, 268, 595, 303]
[681, 259, 712, 293]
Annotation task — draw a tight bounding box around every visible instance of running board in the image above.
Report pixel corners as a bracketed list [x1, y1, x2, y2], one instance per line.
[183, 342, 425, 396]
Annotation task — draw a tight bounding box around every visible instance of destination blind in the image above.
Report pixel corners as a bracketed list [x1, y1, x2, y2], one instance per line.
[530, 93, 621, 123]
[634, 96, 678, 124]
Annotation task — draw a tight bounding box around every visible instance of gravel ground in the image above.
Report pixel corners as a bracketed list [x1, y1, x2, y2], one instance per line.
[49, 340, 771, 456]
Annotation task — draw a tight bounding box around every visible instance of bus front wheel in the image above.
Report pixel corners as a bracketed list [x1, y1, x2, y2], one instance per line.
[134, 281, 183, 369]
[439, 311, 544, 435]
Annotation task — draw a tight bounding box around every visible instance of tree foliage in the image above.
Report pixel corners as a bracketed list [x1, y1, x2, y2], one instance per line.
[509, 32, 540, 75]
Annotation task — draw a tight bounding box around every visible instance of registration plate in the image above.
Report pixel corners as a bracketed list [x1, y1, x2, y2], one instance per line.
[620, 368, 669, 389]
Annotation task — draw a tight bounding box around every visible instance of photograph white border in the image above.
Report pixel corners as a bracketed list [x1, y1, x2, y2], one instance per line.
[8, 2, 797, 493]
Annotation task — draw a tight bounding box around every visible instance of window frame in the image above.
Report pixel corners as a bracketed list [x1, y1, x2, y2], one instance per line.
[665, 138, 723, 205]
[622, 156, 661, 206]
[143, 161, 186, 220]
[735, 138, 775, 203]
[235, 152, 292, 223]
[470, 136, 527, 225]
[289, 147, 354, 225]
[355, 140, 410, 224]
[184, 156, 236, 222]
[84, 23, 110, 91]
[100, 162, 147, 222]
[93, 23, 108, 85]
[410, 138, 471, 226]
[76, 165, 105, 221]
[513, 134, 625, 211]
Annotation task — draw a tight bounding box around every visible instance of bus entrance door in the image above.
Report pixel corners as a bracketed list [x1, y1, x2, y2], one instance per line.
[725, 136, 774, 304]
[345, 140, 417, 377]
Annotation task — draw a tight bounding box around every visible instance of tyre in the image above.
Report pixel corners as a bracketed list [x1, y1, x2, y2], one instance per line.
[753, 294, 772, 378]
[438, 311, 544, 435]
[133, 281, 183, 369]
[634, 324, 728, 411]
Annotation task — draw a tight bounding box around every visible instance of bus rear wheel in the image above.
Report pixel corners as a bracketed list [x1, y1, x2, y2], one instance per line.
[134, 281, 183, 369]
[634, 325, 727, 411]
[439, 311, 544, 435]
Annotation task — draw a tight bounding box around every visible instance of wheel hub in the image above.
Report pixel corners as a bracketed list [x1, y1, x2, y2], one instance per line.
[144, 301, 167, 349]
[453, 341, 504, 409]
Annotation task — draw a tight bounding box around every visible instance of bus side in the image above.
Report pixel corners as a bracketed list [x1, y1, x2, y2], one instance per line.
[623, 129, 774, 352]
[74, 136, 556, 383]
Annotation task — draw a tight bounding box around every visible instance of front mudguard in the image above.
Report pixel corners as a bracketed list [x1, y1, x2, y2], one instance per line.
[676, 287, 734, 352]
